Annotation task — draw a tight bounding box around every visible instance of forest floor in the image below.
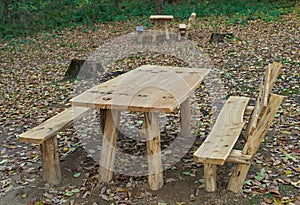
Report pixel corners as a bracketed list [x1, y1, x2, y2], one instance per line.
[0, 13, 299, 205]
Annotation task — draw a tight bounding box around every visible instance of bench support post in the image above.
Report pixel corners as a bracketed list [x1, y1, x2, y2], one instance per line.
[144, 112, 164, 190]
[204, 164, 217, 192]
[98, 109, 120, 183]
[40, 137, 62, 185]
[227, 94, 284, 192]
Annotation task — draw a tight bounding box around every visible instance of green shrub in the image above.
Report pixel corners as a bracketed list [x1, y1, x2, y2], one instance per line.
[0, 0, 298, 41]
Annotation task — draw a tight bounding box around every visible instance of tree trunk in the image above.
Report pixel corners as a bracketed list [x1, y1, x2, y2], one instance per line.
[155, 0, 163, 15]
[114, 0, 119, 8]
[1, 0, 9, 22]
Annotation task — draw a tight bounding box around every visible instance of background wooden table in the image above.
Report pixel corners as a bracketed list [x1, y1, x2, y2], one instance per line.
[149, 15, 174, 41]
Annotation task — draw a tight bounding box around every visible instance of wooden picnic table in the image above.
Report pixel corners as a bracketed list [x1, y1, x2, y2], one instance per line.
[149, 15, 174, 41]
[70, 65, 210, 190]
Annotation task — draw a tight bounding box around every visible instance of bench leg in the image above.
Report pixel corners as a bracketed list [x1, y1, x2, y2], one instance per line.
[185, 31, 189, 39]
[227, 164, 251, 193]
[40, 137, 62, 185]
[178, 30, 181, 40]
[180, 98, 191, 137]
[98, 109, 120, 183]
[144, 112, 163, 190]
[204, 164, 217, 192]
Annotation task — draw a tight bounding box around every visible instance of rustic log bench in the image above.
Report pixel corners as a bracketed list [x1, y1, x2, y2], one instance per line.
[178, 12, 196, 40]
[18, 107, 91, 185]
[194, 62, 284, 192]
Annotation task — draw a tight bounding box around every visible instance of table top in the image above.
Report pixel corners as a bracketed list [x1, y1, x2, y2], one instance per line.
[149, 15, 174, 20]
[70, 65, 210, 113]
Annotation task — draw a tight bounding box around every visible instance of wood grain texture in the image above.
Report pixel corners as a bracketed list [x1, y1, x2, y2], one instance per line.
[71, 65, 210, 113]
[227, 94, 284, 192]
[245, 62, 282, 136]
[204, 164, 217, 192]
[226, 149, 251, 164]
[40, 137, 62, 185]
[144, 112, 164, 190]
[98, 109, 120, 183]
[193, 96, 249, 165]
[180, 98, 191, 137]
[19, 107, 91, 144]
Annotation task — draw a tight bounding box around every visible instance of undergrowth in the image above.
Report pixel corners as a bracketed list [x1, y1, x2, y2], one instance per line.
[0, 0, 299, 41]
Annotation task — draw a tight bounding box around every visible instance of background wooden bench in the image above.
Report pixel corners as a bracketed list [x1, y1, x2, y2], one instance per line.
[178, 12, 196, 40]
[194, 62, 284, 192]
[19, 107, 91, 184]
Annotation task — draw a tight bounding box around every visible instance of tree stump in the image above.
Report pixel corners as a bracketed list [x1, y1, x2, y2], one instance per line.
[64, 59, 104, 80]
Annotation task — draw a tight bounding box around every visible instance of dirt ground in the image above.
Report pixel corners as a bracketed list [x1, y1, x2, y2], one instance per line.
[0, 12, 299, 205]
[0, 144, 251, 205]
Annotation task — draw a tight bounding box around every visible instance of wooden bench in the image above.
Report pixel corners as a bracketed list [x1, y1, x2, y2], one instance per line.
[178, 12, 196, 40]
[194, 62, 284, 192]
[149, 15, 174, 42]
[19, 107, 91, 185]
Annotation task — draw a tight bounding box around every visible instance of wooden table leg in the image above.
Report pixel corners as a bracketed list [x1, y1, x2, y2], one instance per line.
[180, 98, 191, 137]
[144, 112, 163, 190]
[40, 137, 62, 185]
[152, 20, 158, 42]
[98, 109, 120, 183]
[98, 108, 106, 135]
[164, 20, 169, 40]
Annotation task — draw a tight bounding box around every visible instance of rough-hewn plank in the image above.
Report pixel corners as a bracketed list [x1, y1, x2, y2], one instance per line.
[19, 107, 91, 144]
[71, 65, 210, 113]
[227, 94, 284, 193]
[245, 62, 282, 136]
[269, 62, 282, 89]
[144, 112, 163, 190]
[98, 109, 120, 183]
[193, 96, 249, 165]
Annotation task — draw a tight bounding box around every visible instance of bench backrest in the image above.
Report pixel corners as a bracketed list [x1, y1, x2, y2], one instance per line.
[243, 62, 284, 156]
[187, 12, 196, 29]
[245, 62, 282, 137]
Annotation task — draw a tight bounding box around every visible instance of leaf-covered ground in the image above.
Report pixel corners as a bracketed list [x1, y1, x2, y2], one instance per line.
[0, 13, 299, 205]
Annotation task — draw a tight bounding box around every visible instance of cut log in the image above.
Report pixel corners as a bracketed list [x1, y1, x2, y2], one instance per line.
[98, 109, 120, 183]
[180, 98, 191, 137]
[144, 112, 163, 190]
[40, 137, 62, 185]
[64, 59, 104, 80]
[204, 164, 217, 192]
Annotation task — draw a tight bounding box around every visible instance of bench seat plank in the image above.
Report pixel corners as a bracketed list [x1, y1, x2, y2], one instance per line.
[194, 96, 249, 165]
[19, 107, 91, 144]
